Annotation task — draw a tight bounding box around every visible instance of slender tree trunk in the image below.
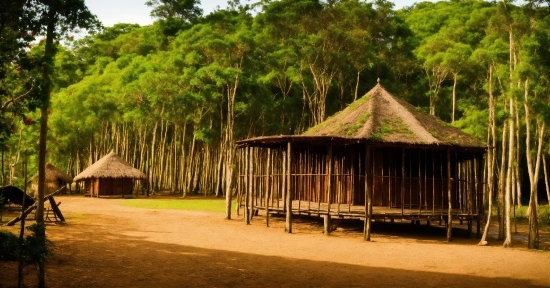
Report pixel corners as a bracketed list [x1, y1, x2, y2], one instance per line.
[480, 65, 496, 245]
[503, 95, 514, 247]
[452, 72, 457, 123]
[515, 108, 522, 208]
[498, 119, 508, 240]
[544, 156, 550, 204]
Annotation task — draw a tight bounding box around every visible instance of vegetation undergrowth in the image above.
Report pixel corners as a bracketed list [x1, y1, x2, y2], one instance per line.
[117, 198, 234, 213]
[0, 223, 52, 263]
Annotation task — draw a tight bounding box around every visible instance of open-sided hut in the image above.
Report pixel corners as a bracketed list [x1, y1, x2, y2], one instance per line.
[236, 82, 486, 241]
[32, 163, 73, 195]
[74, 152, 146, 198]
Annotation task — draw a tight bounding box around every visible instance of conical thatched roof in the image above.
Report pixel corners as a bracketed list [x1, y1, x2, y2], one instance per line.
[301, 83, 485, 147]
[236, 83, 485, 148]
[45, 163, 73, 183]
[73, 152, 146, 181]
[31, 163, 73, 183]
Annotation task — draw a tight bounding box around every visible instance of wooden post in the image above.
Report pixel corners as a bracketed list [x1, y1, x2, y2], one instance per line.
[468, 154, 475, 239]
[476, 153, 482, 238]
[447, 149, 453, 242]
[285, 142, 292, 233]
[364, 146, 372, 241]
[324, 215, 331, 235]
[282, 146, 286, 213]
[401, 148, 405, 217]
[327, 144, 333, 215]
[266, 148, 271, 227]
[250, 148, 255, 219]
[48, 196, 65, 222]
[245, 147, 250, 225]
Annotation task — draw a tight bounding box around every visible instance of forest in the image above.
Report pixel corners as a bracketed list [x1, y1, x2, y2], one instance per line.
[2, 0, 550, 246]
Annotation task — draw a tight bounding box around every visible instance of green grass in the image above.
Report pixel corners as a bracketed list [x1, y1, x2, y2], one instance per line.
[489, 204, 550, 226]
[117, 198, 232, 213]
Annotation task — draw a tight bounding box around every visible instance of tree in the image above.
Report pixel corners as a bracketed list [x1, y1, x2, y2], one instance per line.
[145, 0, 202, 22]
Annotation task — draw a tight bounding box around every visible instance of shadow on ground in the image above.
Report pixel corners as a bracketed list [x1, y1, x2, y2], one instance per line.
[1, 223, 545, 288]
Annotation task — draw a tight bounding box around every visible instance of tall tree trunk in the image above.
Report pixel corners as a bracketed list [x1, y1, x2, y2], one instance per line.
[515, 107, 522, 208]
[480, 65, 496, 245]
[544, 156, 550, 204]
[451, 72, 457, 123]
[225, 76, 239, 219]
[523, 79, 544, 249]
[36, 4, 57, 287]
[498, 119, 508, 240]
[503, 95, 514, 248]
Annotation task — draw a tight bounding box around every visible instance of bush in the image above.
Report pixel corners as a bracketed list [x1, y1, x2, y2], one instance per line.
[539, 206, 550, 226]
[22, 223, 52, 265]
[0, 224, 52, 264]
[0, 230, 19, 261]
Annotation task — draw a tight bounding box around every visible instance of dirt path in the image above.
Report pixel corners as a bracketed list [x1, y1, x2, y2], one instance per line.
[1, 196, 550, 288]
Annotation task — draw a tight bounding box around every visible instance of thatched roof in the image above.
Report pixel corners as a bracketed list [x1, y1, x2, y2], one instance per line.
[32, 163, 73, 184]
[0, 186, 35, 208]
[73, 152, 146, 181]
[237, 83, 485, 149]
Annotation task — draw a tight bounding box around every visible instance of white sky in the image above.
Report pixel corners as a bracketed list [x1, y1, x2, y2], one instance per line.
[84, 0, 425, 27]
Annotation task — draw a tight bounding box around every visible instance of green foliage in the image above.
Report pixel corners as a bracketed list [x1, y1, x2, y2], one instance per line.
[539, 206, 550, 226]
[0, 230, 19, 261]
[0, 224, 52, 264]
[22, 223, 52, 265]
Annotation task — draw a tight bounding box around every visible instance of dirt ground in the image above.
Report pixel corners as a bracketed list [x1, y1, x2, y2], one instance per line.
[1, 195, 550, 288]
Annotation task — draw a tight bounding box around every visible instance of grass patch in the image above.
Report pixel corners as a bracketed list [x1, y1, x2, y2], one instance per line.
[117, 198, 232, 213]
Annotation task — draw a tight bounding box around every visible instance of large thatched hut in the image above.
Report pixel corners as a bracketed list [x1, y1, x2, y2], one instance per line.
[32, 163, 73, 195]
[236, 82, 486, 241]
[74, 152, 146, 197]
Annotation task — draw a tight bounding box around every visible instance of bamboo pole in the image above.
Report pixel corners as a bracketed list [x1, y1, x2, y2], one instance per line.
[327, 144, 333, 215]
[364, 146, 372, 241]
[245, 147, 250, 225]
[401, 149, 405, 216]
[266, 148, 271, 227]
[447, 149, 453, 242]
[468, 153, 475, 238]
[285, 142, 292, 233]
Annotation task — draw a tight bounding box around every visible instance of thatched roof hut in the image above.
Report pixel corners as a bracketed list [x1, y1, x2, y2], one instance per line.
[236, 82, 486, 241]
[32, 163, 73, 195]
[74, 152, 146, 197]
[240, 83, 485, 148]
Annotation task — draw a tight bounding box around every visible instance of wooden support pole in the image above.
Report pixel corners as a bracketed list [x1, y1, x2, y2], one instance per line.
[447, 149, 453, 242]
[245, 147, 250, 225]
[327, 144, 333, 215]
[324, 215, 331, 236]
[468, 153, 475, 239]
[285, 142, 292, 233]
[266, 148, 271, 227]
[48, 196, 65, 222]
[401, 148, 405, 217]
[364, 146, 372, 241]
[250, 149, 255, 219]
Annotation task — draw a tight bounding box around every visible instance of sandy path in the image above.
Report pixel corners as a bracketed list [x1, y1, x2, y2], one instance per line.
[1, 196, 549, 287]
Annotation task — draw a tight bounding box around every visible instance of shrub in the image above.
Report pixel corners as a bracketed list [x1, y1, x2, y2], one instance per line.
[0, 230, 19, 261]
[0, 223, 52, 264]
[22, 223, 52, 265]
[539, 206, 550, 226]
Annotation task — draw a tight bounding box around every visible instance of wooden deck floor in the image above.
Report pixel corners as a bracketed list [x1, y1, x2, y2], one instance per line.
[247, 199, 480, 221]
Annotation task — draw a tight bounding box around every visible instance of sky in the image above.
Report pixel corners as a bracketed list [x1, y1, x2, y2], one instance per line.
[84, 0, 425, 27]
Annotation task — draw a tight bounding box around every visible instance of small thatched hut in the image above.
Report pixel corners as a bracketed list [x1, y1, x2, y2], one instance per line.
[74, 152, 146, 197]
[32, 163, 73, 195]
[236, 82, 486, 241]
